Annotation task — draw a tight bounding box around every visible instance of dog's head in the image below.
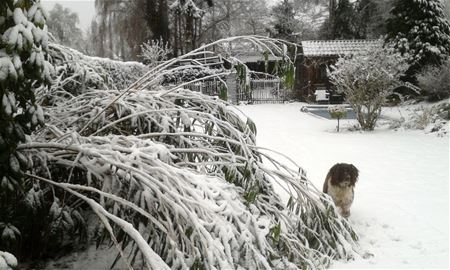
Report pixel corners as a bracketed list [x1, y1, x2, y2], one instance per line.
[328, 163, 359, 188]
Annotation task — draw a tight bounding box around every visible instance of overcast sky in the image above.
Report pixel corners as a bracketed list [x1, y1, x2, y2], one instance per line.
[41, 0, 96, 32]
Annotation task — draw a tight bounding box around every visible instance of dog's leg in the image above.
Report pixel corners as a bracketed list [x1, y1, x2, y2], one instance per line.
[340, 202, 352, 218]
[341, 208, 350, 218]
[341, 187, 354, 218]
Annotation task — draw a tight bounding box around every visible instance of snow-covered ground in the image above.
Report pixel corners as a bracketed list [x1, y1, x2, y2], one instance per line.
[237, 102, 449, 269]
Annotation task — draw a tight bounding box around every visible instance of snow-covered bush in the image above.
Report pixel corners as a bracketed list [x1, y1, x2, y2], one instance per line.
[393, 102, 450, 136]
[328, 105, 347, 132]
[417, 60, 450, 101]
[25, 87, 359, 268]
[14, 36, 358, 268]
[328, 105, 347, 117]
[37, 43, 148, 103]
[140, 39, 172, 67]
[328, 45, 410, 131]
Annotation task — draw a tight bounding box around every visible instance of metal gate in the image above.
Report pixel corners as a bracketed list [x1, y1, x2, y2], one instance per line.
[237, 78, 286, 104]
[171, 76, 286, 104]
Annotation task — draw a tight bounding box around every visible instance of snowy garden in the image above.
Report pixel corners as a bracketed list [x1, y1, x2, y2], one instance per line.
[0, 0, 449, 269]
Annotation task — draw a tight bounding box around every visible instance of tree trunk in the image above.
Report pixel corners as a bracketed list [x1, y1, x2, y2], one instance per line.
[108, 13, 113, 58]
[185, 15, 194, 52]
[98, 21, 105, 57]
[158, 0, 170, 43]
[329, 0, 337, 39]
[174, 14, 179, 57]
[146, 0, 170, 44]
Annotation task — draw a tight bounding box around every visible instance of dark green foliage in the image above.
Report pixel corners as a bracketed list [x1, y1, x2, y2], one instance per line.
[1, 180, 87, 259]
[386, 0, 450, 77]
[281, 62, 295, 90]
[0, 0, 48, 188]
[269, 223, 281, 244]
[219, 85, 227, 101]
[1, 0, 47, 254]
[0, 0, 86, 261]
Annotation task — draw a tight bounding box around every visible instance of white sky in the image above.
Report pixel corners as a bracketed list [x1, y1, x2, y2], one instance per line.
[41, 0, 96, 32]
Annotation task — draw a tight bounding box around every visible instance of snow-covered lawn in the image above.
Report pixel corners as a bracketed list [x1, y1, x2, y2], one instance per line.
[238, 102, 449, 269]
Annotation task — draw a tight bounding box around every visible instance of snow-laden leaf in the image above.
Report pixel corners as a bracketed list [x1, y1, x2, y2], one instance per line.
[0, 251, 18, 269]
[1, 225, 20, 243]
[24, 184, 44, 211]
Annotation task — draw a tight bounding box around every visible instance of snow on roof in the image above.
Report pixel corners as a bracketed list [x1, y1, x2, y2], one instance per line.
[301, 39, 382, 57]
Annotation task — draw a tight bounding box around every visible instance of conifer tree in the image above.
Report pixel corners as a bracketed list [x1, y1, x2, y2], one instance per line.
[0, 0, 51, 188]
[0, 0, 52, 254]
[386, 0, 450, 76]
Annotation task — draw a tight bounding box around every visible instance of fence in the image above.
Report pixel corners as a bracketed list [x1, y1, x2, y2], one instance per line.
[172, 77, 286, 104]
[183, 79, 223, 96]
[236, 78, 286, 104]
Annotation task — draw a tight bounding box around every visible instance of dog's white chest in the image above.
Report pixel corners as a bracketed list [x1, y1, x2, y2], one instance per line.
[328, 183, 354, 207]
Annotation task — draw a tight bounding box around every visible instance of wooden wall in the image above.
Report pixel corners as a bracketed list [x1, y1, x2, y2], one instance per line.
[294, 56, 337, 102]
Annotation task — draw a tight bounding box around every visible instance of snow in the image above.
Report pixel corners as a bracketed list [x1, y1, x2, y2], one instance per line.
[13, 8, 26, 25]
[2, 94, 12, 116]
[21, 99, 448, 269]
[0, 251, 17, 270]
[237, 102, 449, 268]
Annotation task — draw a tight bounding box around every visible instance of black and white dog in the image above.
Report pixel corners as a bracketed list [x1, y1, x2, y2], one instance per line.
[323, 163, 359, 218]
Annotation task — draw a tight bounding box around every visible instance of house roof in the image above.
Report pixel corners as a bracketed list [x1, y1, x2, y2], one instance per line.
[301, 39, 382, 57]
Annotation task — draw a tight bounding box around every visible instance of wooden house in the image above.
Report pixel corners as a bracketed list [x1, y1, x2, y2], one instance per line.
[295, 39, 382, 103]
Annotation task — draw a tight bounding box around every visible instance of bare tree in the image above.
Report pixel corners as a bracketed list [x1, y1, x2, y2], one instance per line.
[93, 0, 150, 60]
[201, 0, 269, 42]
[46, 4, 85, 51]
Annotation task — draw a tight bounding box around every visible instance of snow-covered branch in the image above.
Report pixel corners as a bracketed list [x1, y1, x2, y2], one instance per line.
[19, 36, 359, 269]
